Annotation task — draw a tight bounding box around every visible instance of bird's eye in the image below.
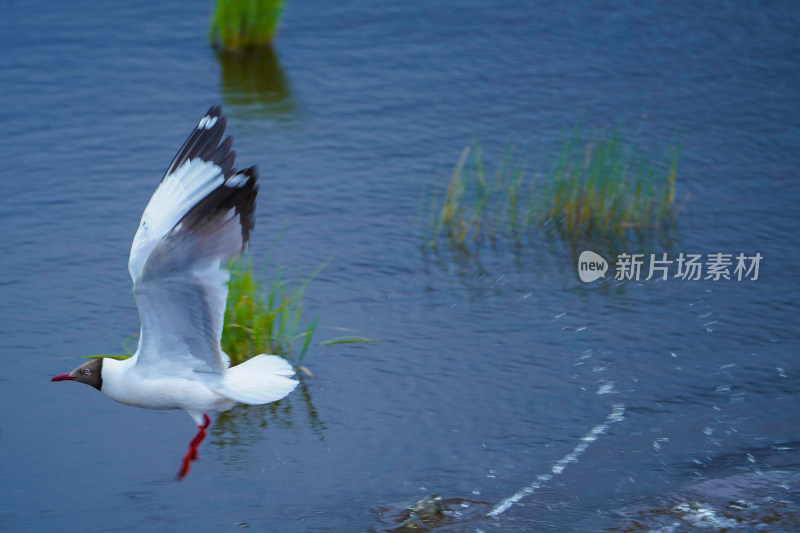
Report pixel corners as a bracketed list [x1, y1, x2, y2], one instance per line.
[83, 369, 92, 376]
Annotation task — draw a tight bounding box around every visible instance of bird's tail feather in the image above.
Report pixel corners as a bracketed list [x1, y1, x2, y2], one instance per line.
[218, 354, 298, 405]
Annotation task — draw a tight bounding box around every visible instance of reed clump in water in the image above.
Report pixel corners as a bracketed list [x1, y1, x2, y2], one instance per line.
[426, 129, 681, 250]
[222, 260, 318, 370]
[222, 260, 377, 376]
[210, 0, 288, 51]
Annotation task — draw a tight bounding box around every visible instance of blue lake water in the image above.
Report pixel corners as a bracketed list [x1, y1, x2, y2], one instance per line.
[1, 1, 799, 531]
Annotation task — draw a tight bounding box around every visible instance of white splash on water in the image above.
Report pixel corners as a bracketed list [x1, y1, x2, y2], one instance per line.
[487, 403, 625, 518]
[672, 501, 738, 529]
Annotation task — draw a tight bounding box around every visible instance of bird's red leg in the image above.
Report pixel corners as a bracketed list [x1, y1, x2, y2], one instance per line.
[189, 414, 211, 459]
[177, 414, 211, 480]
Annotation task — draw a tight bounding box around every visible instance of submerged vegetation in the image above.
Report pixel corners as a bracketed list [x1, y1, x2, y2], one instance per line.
[210, 0, 288, 51]
[425, 129, 681, 251]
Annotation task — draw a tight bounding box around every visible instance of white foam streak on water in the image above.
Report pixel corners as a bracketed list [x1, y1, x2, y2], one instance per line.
[487, 403, 626, 518]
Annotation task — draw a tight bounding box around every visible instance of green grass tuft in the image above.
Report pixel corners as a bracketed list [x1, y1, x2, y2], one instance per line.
[210, 0, 288, 51]
[222, 259, 320, 369]
[426, 128, 682, 250]
[222, 260, 378, 374]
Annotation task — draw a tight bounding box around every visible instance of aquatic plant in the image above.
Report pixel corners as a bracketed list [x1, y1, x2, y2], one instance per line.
[222, 260, 377, 375]
[538, 130, 680, 238]
[426, 129, 681, 250]
[222, 259, 319, 371]
[210, 0, 288, 51]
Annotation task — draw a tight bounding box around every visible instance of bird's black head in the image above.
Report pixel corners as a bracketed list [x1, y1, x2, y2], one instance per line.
[51, 358, 104, 391]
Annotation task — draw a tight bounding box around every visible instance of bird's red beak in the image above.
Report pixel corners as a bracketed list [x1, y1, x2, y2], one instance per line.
[51, 374, 75, 382]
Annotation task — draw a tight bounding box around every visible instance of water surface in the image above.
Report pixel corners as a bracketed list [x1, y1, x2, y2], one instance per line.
[1, 1, 799, 531]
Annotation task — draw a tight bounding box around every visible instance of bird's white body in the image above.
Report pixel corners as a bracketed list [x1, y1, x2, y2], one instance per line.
[53, 106, 298, 464]
[100, 353, 297, 425]
[100, 357, 235, 423]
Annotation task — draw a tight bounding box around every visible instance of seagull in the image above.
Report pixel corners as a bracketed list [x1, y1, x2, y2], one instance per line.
[52, 106, 298, 479]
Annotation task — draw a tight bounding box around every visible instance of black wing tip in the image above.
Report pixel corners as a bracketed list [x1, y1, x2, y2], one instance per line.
[163, 105, 235, 180]
[205, 104, 223, 117]
[230, 167, 258, 247]
[168, 108, 260, 249]
[177, 166, 259, 251]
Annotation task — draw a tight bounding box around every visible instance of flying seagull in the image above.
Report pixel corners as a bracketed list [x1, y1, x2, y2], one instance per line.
[52, 106, 298, 479]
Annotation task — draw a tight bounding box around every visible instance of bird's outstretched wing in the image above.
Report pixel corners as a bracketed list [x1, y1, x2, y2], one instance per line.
[128, 106, 258, 375]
